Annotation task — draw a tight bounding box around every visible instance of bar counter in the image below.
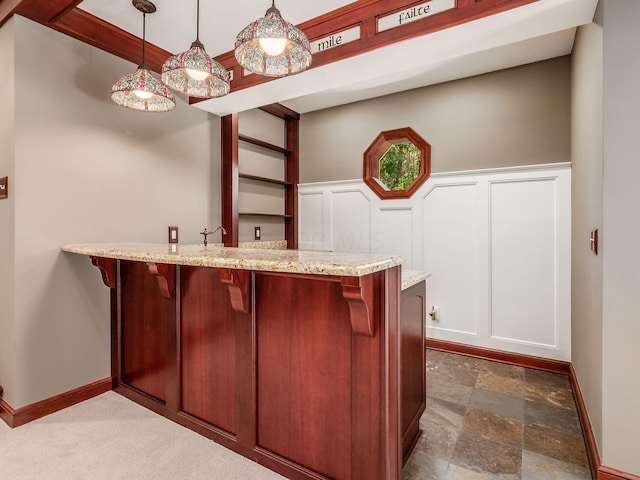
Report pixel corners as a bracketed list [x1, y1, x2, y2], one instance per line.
[62, 242, 403, 276]
[63, 243, 424, 480]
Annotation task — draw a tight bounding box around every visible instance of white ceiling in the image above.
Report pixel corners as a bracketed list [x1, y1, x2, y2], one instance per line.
[78, 0, 598, 116]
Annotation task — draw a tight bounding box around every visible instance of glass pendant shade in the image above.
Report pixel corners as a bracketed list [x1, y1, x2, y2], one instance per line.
[161, 0, 230, 98]
[235, 1, 312, 78]
[162, 42, 230, 98]
[111, 67, 176, 112]
[111, 0, 175, 112]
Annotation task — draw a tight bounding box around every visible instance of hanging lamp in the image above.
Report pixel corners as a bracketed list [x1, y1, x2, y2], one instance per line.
[234, 0, 312, 78]
[161, 0, 230, 98]
[111, 0, 176, 112]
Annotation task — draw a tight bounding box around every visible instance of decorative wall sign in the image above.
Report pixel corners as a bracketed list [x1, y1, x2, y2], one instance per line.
[378, 0, 456, 32]
[0, 176, 7, 199]
[310, 26, 361, 54]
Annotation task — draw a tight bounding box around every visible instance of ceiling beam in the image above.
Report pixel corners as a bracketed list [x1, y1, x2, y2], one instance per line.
[52, 8, 171, 72]
[13, 0, 82, 23]
[1, 0, 82, 29]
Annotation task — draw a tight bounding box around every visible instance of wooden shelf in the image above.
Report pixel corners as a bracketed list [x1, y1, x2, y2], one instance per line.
[239, 134, 290, 155]
[239, 173, 293, 186]
[223, 104, 299, 249]
[239, 212, 293, 218]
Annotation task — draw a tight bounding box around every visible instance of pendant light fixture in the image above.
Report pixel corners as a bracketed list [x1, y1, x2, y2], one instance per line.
[111, 0, 176, 112]
[161, 0, 230, 98]
[234, 0, 312, 78]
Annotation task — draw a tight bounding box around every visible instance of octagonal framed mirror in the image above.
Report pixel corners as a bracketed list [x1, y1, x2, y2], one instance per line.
[363, 127, 431, 199]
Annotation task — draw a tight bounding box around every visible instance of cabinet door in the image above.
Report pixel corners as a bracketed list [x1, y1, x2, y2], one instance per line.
[120, 261, 173, 403]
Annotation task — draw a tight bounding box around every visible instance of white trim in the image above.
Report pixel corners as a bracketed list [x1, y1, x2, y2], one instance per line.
[429, 162, 572, 178]
[299, 163, 572, 360]
[298, 163, 572, 189]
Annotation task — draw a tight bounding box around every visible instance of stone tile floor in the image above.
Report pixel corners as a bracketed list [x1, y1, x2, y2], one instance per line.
[403, 349, 592, 479]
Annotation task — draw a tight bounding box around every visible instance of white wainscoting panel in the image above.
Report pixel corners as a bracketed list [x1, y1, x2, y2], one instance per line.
[372, 207, 414, 267]
[298, 163, 571, 360]
[490, 178, 559, 348]
[331, 190, 371, 253]
[424, 183, 480, 337]
[299, 191, 326, 251]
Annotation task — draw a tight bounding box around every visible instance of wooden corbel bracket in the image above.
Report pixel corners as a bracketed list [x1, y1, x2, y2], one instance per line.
[147, 263, 176, 299]
[220, 268, 251, 314]
[341, 274, 376, 337]
[90, 256, 117, 289]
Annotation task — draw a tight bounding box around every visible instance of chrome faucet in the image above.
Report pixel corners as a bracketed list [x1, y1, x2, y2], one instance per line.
[200, 226, 227, 246]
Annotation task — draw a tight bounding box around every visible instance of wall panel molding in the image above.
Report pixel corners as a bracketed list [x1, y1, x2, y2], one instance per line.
[488, 177, 560, 349]
[598, 467, 640, 480]
[331, 189, 371, 253]
[568, 364, 640, 480]
[427, 338, 571, 373]
[0, 377, 112, 428]
[299, 191, 327, 251]
[373, 206, 419, 268]
[424, 182, 480, 337]
[299, 163, 572, 360]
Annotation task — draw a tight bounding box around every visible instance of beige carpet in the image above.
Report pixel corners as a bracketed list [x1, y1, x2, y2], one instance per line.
[0, 392, 285, 480]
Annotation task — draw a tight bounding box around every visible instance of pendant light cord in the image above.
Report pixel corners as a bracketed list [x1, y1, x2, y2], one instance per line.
[196, 0, 200, 42]
[141, 11, 146, 68]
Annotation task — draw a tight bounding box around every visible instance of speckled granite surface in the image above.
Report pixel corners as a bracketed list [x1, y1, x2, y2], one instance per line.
[401, 270, 429, 291]
[207, 240, 288, 250]
[62, 243, 403, 277]
[238, 240, 287, 249]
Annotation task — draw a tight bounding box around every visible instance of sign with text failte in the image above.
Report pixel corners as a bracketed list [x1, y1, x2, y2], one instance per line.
[0, 176, 7, 199]
[311, 26, 361, 54]
[378, 0, 456, 32]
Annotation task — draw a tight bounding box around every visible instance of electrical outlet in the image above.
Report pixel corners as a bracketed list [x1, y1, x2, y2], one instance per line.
[255, 226, 261, 240]
[168, 226, 179, 244]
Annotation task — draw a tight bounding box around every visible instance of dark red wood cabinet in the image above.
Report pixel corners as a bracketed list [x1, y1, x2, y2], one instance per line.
[100, 259, 424, 480]
[400, 280, 427, 460]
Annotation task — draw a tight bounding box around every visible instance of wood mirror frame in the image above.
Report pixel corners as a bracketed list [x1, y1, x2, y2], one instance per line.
[363, 127, 431, 199]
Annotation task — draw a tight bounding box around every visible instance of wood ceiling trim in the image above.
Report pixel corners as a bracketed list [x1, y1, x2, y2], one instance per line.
[47, 0, 85, 24]
[13, 0, 82, 24]
[7, 0, 539, 98]
[0, 0, 27, 28]
[52, 8, 171, 72]
[215, 0, 539, 94]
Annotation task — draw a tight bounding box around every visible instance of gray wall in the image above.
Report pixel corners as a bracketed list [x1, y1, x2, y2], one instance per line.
[601, 0, 640, 473]
[0, 17, 16, 406]
[3, 16, 220, 408]
[570, 7, 604, 453]
[300, 57, 571, 183]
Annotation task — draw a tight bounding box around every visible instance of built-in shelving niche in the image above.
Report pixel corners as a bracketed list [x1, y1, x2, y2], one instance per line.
[222, 104, 299, 248]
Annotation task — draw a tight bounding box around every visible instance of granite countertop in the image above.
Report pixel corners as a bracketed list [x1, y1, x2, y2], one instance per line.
[62, 243, 403, 277]
[401, 270, 430, 291]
